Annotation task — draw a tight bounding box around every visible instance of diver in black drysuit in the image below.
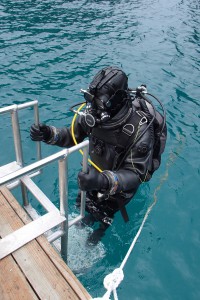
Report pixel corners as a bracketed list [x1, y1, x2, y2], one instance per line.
[30, 66, 167, 244]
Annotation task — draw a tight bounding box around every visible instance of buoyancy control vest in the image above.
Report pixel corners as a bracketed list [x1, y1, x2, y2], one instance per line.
[89, 103, 148, 171]
[88, 97, 166, 176]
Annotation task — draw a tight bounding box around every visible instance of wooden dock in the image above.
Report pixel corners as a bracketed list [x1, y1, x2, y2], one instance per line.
[0, 187, 91, 300]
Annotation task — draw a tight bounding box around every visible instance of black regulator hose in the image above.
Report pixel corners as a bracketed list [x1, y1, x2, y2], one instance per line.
[144, 92, 166, 136]
[69, 101, 86, 113]
[139, 97, 155, 142]
[129, 87, 166, 136]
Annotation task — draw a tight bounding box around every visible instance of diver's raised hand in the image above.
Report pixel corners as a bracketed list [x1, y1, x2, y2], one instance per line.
[30, 123, 51, 142]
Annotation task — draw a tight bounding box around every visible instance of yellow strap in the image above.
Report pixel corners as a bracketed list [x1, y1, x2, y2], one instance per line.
[71, 103, 102, 173]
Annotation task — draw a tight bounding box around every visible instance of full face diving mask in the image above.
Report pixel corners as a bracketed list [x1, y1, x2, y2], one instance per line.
[80, 88, 112, 126]
[80, 66, 128, 127]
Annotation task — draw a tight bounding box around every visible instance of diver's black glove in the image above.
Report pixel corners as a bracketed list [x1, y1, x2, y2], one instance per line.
[78, 166, 109, 192]
[30, 123, 51, 142]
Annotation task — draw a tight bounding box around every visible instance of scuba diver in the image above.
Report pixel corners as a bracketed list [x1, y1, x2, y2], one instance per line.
[30, 66, 167, 244]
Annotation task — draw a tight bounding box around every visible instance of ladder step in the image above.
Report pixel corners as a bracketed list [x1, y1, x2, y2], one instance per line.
[0, 161, 21, 178]
[0, 210, 66, 259]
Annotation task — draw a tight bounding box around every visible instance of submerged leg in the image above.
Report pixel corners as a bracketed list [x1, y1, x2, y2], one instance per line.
[86, 220, 111, 245]
[76, 191, 113, 244]
[75, 213, 97, 229]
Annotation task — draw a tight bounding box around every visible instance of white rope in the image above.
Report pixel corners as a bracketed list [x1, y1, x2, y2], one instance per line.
[92, 268, 124, 300]
[92, 148, 180, 300]
[91, 202, 156, 300]
[91, 197, 158, 300]
[120, 200, 156, 269]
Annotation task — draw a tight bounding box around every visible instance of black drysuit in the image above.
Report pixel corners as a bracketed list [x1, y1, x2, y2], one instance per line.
[45, 98, 166, 224]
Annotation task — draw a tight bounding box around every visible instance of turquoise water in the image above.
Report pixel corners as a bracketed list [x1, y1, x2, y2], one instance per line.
[0, 0, 200, 299]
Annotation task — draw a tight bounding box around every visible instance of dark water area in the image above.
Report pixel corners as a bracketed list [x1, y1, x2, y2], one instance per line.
[0, 0, 200, 299]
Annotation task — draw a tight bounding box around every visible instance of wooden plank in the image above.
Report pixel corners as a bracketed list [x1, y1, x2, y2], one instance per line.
[0, 190, 80, 300]
[0, 254, 39, 300]
[0, 187, 91, 300]
[12, 242, 80, 300]
[36, 236, 92, 300]
[0, 189, 91, 300]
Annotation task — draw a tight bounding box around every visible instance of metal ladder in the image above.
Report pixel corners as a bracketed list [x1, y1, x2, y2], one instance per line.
[0, 100, 89, 262]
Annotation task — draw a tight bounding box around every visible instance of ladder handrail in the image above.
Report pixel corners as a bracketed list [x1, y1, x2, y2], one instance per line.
[0, 100, 41, 165]
[0, 141, 89, 186]
[0, 100, 38, 114]
[0, 101, 89, 262]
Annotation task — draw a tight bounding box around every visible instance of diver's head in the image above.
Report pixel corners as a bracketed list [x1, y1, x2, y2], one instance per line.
[81, 66, 129, 127]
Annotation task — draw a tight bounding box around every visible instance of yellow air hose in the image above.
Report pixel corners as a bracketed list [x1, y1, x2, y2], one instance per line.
[71, 103, 102, 173]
